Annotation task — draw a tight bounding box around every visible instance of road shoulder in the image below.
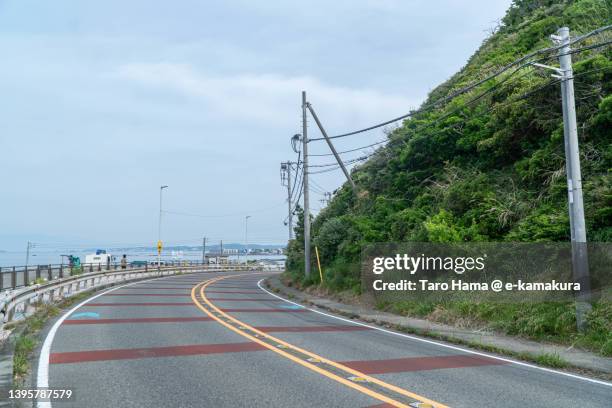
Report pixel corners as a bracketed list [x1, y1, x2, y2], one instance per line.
[264, 275, 612, 380]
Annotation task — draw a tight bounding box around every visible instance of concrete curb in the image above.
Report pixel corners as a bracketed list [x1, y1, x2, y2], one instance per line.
[264, 275, 612, 378]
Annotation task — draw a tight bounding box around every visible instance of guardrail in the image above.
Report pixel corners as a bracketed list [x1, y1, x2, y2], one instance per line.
[0, 264, 258, 326]
[0, 260, 248, 291]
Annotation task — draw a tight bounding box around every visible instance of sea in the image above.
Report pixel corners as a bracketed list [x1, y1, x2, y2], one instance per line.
[0, 249, 285, 268]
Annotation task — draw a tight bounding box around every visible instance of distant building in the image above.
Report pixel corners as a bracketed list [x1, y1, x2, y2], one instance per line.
[205, 252, 229, 264]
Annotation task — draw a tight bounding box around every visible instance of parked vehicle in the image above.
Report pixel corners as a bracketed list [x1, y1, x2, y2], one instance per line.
[84, 249, 115, 266]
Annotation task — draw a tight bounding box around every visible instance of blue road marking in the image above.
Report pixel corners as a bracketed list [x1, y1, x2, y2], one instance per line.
[279, 304, 303, 310]
[71, 312, 100, 319]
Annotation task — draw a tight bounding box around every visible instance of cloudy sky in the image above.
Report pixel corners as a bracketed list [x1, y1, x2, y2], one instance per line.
[0, 0, 512, 250]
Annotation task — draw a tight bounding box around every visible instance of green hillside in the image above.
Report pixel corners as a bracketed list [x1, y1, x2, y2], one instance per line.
[285, 0, 611, 356]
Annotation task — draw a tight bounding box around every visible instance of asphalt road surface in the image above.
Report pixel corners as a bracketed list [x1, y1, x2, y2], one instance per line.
[35, 270, 611, 407]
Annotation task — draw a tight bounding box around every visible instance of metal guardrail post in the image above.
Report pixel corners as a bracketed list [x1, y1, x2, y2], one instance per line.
[12, 267, 16, 289]
[36, 265, 41, 281]
[24, 267, 29, 286]
[48, 264, 53, 281]
[60, 264, 64, 279]
[0, 267, 3, 291]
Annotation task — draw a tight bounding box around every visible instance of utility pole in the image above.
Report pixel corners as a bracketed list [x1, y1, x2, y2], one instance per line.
[556, 26, 591, 330]
[158, 185, 168, 267]
[25, 241, 33, 268]
[202, 237, 206, 264]
[302, 91, 311, 278]
[245, 215, 251, 266]
[280, 161, 294, 240]
[538, 27, 592, 330]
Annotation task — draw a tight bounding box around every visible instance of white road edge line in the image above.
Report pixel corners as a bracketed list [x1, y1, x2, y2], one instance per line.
[256, 278, 612, 388]
[35, 272, 211, 408]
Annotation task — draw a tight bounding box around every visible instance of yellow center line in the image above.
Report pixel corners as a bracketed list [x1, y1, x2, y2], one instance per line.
[190, 273, 449, 408]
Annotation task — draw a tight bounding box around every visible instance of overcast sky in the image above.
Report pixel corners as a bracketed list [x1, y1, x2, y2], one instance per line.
[0, 0, 512, 250]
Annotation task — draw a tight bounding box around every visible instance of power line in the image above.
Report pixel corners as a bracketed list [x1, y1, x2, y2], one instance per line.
[292, 46, 611, 205]
[309, 178, 328, 193]
[289, 160, 303, 205]
[308, 156, 368, 168]
[346, 41, 612, 165]
[305, 37, 612, 159]
[307, 158, 367, 174]
[358, 64, 611, 164]
[303, 65, 609, 211]
[307, 28, 612, 142]
[308, 139, 388, 157]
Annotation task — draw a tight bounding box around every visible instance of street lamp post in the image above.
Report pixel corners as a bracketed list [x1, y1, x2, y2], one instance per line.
[25, 241, 34, 269]
[245, 215, 251, 267]
[158, 185, 168, 267]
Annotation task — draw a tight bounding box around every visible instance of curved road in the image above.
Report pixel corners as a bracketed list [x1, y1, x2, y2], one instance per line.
[35, 271, 611, 407]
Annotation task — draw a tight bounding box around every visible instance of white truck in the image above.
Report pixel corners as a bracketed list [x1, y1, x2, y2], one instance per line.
[85, 250, 115, 266]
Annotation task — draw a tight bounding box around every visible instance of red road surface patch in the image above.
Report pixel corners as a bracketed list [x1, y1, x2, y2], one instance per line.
[208, 286, 255, 289]
[104, 293, 191, 297]
[206, 298, 282, 302]
[64, 317, 213, 325]
[256, 325, 372, 333]
[50, 342, 265, 364]
[85, 302, 194, 306]
[220, 308, 309, 313]
[205, 290, 261, 294]
[117, 287, 193, 290]
[341, 355, 505, 374]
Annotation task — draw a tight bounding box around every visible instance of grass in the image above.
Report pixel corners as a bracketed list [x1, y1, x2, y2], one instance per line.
[70, 266, 83, 276]
[533, 352, 568, 368]
[283, 269, 611, 358]
[13, 336, 36, 379]
[374, 299, 612, 357]
[390, 323, 572, 370]
[9, 291, 94, 385]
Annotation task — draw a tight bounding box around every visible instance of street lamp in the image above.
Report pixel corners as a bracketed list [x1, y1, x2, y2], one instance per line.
[245, 215, 251, 267]
[158, 185, 168, 267]
[25, 241, 35, 269]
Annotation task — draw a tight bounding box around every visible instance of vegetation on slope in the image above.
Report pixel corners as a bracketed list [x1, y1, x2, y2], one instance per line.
[285, 0, 612, 356]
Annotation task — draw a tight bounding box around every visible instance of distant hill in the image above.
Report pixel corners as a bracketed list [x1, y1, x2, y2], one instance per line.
[106, 243, 286, 252]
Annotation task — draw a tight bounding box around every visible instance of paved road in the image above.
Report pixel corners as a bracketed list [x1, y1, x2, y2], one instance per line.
[36, 271, 611, 407]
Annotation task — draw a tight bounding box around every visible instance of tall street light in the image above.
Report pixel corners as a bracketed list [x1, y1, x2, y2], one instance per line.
[245, 215, 251, 267]
[158, 185, 168, 267]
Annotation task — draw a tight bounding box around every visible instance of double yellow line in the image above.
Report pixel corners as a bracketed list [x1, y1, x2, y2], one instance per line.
[191, 274, 448, 408]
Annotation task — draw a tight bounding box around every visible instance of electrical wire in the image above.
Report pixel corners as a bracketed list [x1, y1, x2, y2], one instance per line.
[289, 160, 303, 206]
[308, 139, 388, 157]
[303, 37, 612, 158]
[358, 64, 611, 163]
[307, 28, 612, 142]
[308, 156, 368, 168]
[338, 41, 612, 164]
